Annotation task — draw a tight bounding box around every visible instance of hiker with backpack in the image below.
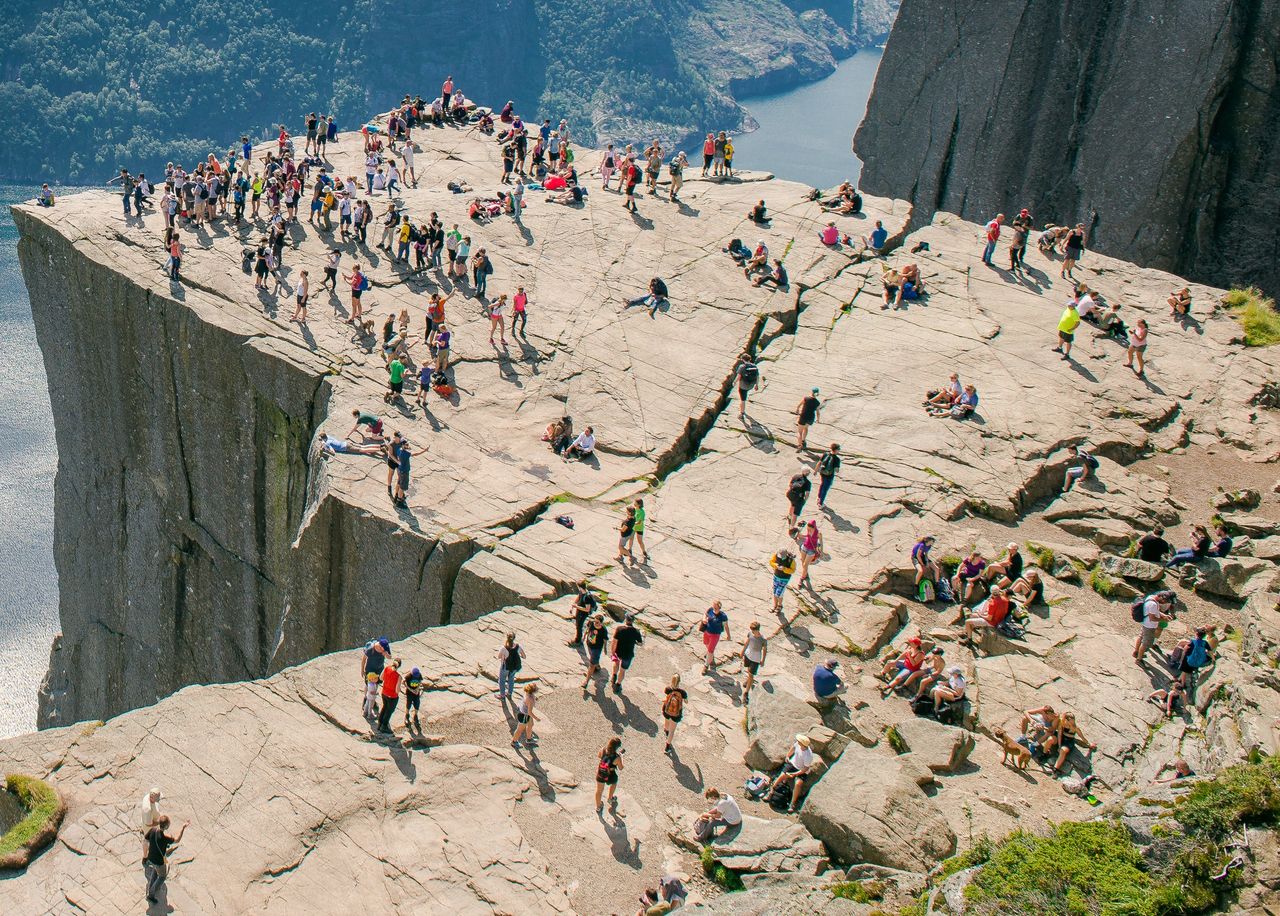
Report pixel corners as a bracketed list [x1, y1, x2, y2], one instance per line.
[1063, 444, 1099, 492]
[1132, 590, 1176, 664]
[594, 737, 625, 812]
[342, 264, 368, 324]
[1178, 627, 1213, 686]
[769, 549, 796, 611]
[785, 469, 812, 527]
[661, 674, 687, 753]
[816, 443, 841, 508]
[734, 354, 759, 419]
[497, 632, 525, 699]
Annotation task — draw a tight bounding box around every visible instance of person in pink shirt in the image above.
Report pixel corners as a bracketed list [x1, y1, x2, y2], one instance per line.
[819, 222, 839, 246]
[512, 286, 529, 336]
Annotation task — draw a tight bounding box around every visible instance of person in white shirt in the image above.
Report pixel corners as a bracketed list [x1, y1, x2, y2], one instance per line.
[140, 787, 163, 830]
[401, 143, 417, 186]
[694, 787, 742, 840]
[769, 734, 814, 813]
[565, 426, 595, 461]
[1075, 285, 1097, 321]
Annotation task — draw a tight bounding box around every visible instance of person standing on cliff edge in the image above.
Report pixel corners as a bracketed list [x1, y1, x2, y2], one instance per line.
[982, 213, 1004, 266]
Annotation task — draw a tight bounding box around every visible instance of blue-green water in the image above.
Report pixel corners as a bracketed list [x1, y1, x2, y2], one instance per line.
[0, 185, 62, 737]
[732, 49, 882, 191]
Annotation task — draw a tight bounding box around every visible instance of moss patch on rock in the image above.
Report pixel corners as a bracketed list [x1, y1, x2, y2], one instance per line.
[0, 775, 65, 870]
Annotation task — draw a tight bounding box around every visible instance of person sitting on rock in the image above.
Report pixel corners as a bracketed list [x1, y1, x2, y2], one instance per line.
[1168, 287, 1192, 318]
[726, 238, 749, 264]
[925, 666, 966, 713]
[693, 787, 743, 841]
[1166, 524, 1211, 567]
[1149, 680, 1186, 718]
[1210, 524, 1233, 558]
[899, 263, 925, 299]
[952, 550, 987, 605]
[1009, 570, 1044, 613]
[743, 240, 769, 278]
[1154, 758, 1196, 783]
[1043, 710, 1096, 774]
[1095, 301, 1128, 343]
[929, 384, 978, 418]
[903, 646, 946, 696]
[1074, 284, 1099, 323]
[626, 277, 670, 318]
[769, 734, 815, 814]
[564, 426, 596, 462]
[881, 266, 903, 309]
[747, 200, 768, 223]
[924, 374, 963, 409]
[879, 637, 925, 696]
[38, 183, 55, 207]
[863, 220, 888, 255]
[752, 258, 788, 289]
[911, 536, 941, 588]
[962, 586, 1012, 647]
[812, 659, 845, 707]
[981, 543, 1023, 588]
[1062, 444, 1099, 492]
[1020, 705, 1059, 741]
[819, 221, 840, 246]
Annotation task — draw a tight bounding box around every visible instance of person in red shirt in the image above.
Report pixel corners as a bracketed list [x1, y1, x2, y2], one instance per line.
[963, 588, 1011, 643]
[981, 213, 1004, 266]
[376, 659, 402, 734]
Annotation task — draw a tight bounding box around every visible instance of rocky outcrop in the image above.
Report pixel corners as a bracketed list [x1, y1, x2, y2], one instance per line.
[855, 0, 1280, 294]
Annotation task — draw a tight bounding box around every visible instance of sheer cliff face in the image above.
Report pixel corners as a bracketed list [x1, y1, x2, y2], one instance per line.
[13, 204, 471, 727]
[855, 0, 1280, 294]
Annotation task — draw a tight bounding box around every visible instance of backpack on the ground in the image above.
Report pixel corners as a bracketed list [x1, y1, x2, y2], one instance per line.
[663, 690, 684, 719]
[918, 579, 935, 603]
[936, 577, 955, 603]
[996, 617, 1025, 640]
[1130, 597, 1146, 623]
[744, 774, 769, 800]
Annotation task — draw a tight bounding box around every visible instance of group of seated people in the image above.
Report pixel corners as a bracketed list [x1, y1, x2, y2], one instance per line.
[877, 636, 967, 713]
[922, 372, 978, 418]
[726, 239, 789, 289]
[911, 537, 1044, 632]
[1165, 523, 1233, 567]
[1018, 706, 1098, 774]
[820, 181, 862, 215]
[880, 263, 924, 308]
[542, 416, 596, 461]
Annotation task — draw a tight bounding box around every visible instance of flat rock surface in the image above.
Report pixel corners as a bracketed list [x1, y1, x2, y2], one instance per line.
[6, 121, 1280, 914]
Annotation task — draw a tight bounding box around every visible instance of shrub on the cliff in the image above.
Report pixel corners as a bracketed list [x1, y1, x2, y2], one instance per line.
[1088, 566, 1118, 598]
[1025, 543, 1056, 571]
[1225, 287, 1280, 347]
[0, 774, 65, 868]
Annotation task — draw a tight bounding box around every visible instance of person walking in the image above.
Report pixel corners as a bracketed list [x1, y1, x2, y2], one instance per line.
[1124, 318, 1148, 377]
[815, 443, 841, 508]
[567, 581, 598, 646]
[661, 674, 687, 753]
[741, 621, 768, 696]
[497, 632, 525, 699]
[630, 498, 649, 562]
[511, 682, 540, 749]
[700, 601, 730, 673]
[594, 737, 625, 812]
[582, 613, 610, 689]
[1134, 591, 1175, 665]
[734, 354, 759, 419]
[512, 286, 529, 336]
[616, 506, 637, 564]
[376, 658, 402, 734]
[609, 613, 644, 693]
[795, 388, 821, 450]
[785, 469, 812, 527]
[143, 815, 188, 903]
[1009, 209, 1032, 270]
[981, 213, 1004, 266]
[769, 548, 796, 611]
[797, 519, 823, 588]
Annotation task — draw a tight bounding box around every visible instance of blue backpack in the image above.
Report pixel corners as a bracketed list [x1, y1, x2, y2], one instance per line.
[1185, 639, 1210, 670]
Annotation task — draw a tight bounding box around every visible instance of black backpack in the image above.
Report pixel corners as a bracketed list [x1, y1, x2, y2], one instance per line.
[504, 644, 522, 672]
[1130, 597, 1146, 623]
[739, 363, 759, 387]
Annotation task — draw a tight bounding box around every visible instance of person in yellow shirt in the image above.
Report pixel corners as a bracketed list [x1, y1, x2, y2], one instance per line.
[1053, 300, 1081, 360]
[723, 139, 735, 177]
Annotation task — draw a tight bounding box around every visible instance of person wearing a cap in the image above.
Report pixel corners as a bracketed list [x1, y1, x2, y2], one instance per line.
[794, 388, 821, 451]
[770, 734, 815, 813]
[1053, 297, 1081, 361]
[812, 659, 845, 707]
[879, 638, 925, 696]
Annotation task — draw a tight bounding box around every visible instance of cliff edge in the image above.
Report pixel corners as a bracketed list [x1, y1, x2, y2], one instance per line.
[854, 0, 1280, 295]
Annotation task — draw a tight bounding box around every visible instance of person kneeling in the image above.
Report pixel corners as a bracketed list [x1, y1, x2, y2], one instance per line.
[693, 787, 742, 841]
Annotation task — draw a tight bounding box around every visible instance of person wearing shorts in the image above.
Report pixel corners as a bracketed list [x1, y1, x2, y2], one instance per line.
[582, 614, 609, 688]
[609, 614, 643, 693]
[594, 738, 624, 811]
[661, 674, 687, 752]
[741, 622, 767, 694]
[701, 601, 730, 673]
[402, 667, 423, 729]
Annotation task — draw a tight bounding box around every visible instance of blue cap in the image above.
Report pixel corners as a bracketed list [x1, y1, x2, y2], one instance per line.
[378, 637, 390, 649]
[411, 667, 421, 678]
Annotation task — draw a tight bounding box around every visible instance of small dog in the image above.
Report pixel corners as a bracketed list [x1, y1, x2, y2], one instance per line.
[993, 727, 1031, 770]
[355, 318, 376, 336]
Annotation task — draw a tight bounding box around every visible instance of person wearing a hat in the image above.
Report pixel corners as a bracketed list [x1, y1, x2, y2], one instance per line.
[812, 659, 845, 707]
[770, 733, 815, 813]
[362, 636, 391, 691]
[1053, 296, 1082, 361]
[403, 666, 424, 729]
[795, 388, 821, 451]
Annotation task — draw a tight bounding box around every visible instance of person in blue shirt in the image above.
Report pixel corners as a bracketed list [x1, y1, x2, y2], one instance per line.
[813, 659, 845, 706]
[701, 601, 731, 673]
[863, 220, 888, 255]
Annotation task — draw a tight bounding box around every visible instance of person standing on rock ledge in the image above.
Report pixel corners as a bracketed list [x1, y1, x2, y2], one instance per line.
[785, 468, 811, 527]
[376, 659, 402, 734]
[143, 815, 188, 904]
[981, 213, 1004, 266]
[700, 600, 730, 673]
[795, 388, 821, 451]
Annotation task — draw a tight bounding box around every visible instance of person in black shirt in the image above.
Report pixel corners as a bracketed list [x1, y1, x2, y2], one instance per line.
[816, 443, 841, 508]
[795, 388, 821, 450]
[567, 581, 597, 646]
[1167, 524, 1212, 567]
[1137, 526, 1171, 564]
[143, 815, 188, 903]
[786, 469, 812, 526]
[1211, 524, 1233, 558]
[610, 614, 644, 693]
[582, 614, 609, 689]
[983, 543, 1024, 587]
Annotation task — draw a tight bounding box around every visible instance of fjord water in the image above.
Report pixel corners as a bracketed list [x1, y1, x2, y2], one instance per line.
[732, 49, 882, 191]
[0, 185, 60, 738]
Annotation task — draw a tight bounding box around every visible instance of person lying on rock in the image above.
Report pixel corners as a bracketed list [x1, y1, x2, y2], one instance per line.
[1166, 524, 1211, 567]
[769, 734, 814, 814]
[951, 550, 987, 605]
[879, 637, 925, 696]
[693, 787, 742, 841]
[318, 433, 383, 457]
[1043, 710, 1096, 774]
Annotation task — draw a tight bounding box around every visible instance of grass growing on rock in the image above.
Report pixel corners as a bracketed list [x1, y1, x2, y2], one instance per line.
[885, 725, 908, 754]
[1088, 566, 1118, 598]
[700, 845, 744, 892]
[1025, 543, 1056, 570]
[1224, 287, 1280, 346]
[829, 878, 885, 902]
[0, 775, 61, 860]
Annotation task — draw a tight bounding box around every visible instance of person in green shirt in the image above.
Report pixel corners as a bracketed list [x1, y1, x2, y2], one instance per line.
[386, 358, 406, 403]
[630, 498, 649, 563]
[348, 408, 385, 442]
[1053, 300, 1081, 360]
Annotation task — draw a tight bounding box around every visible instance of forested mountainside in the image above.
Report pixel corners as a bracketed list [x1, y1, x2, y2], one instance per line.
[0, 0, 895, 183]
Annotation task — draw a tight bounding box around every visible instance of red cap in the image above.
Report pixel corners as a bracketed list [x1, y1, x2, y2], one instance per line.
[908, 637, 922, 646]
